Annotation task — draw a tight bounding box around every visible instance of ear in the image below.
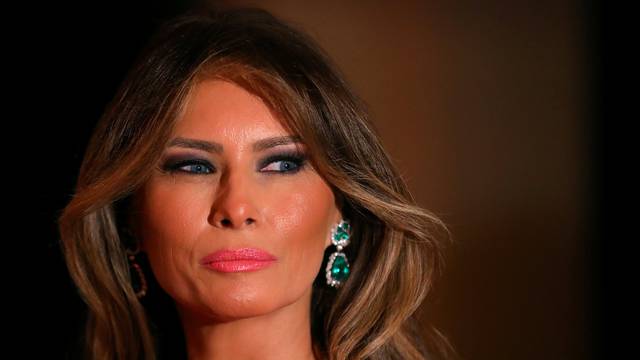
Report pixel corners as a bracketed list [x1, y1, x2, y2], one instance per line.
[123, 193, 145, 252]
[326, 191, 347, 249]
[325, 208, 344, 249]
[325, 224, 334, 249]
[129, 200, 146, 253]
[130, 222, 145, 253]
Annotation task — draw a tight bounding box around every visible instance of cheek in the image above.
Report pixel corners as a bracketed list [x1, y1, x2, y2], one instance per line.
[135, 179, 214, 297]
[269, 179, 337, 287]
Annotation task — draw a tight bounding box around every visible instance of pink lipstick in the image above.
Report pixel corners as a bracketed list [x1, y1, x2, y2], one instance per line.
[200, 248, 277, 273]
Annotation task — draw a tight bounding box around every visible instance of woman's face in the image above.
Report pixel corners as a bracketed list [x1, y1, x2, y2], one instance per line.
[133, 80, 342, 322]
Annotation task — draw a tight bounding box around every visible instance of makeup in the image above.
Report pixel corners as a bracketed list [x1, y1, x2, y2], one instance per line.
[200, 248, 277, 273]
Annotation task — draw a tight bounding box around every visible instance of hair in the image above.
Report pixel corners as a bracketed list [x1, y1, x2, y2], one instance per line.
[58, 7, 457, 360]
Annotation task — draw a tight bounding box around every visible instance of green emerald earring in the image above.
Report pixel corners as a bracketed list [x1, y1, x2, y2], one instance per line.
[326, 219, 351, 288]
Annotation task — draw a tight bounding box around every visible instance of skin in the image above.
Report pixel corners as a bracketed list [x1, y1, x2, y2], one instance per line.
[132, 80, 342, 360]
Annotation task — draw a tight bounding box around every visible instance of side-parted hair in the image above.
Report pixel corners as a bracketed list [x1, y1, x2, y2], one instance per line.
[58, 7, 456, 360]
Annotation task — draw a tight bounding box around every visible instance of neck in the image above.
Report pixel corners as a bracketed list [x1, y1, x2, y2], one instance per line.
[178, 288, 318, 360]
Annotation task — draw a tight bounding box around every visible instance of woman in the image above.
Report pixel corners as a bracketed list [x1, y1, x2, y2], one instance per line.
[58, 7, 455, 360]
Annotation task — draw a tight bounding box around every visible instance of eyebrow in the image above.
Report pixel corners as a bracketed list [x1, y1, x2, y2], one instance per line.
[167, 135, 303, 153]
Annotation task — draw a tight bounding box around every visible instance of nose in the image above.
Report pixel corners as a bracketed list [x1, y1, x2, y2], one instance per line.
[209, 168, 259, 229]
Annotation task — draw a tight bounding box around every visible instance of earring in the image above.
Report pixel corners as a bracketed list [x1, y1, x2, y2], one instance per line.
[326, 219, 351, 288]
[126, 245, 148, 299]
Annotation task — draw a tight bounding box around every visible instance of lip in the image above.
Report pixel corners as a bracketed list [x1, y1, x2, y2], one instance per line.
[200, 248, 277, 273]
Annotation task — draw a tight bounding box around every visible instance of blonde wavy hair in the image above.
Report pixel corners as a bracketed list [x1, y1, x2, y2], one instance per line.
[58, 7, 457, 360]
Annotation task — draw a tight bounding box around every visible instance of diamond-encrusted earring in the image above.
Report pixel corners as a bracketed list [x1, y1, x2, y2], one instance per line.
[127, 245, 148, 298]
[122, 226, 148, 299]
[326, 219, 351, 288]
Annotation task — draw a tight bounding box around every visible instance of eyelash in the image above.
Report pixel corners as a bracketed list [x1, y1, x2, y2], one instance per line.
[162, 152, 307, 176]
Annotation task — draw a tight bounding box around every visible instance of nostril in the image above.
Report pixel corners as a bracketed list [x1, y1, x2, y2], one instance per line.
[221, 219, 232, 227]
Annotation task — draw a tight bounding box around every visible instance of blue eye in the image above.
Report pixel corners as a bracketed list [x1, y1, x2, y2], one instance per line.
[262, 160, 299, 172]
[180, 163, 213, 174]
[163, 159, 215, 175]
[161, 153, 306, 176]
[260, 152, 307, 174]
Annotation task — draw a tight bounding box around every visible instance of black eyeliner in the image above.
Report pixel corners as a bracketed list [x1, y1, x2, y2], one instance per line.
[161, 156, 215, 175]
[258, 150, 308, 174]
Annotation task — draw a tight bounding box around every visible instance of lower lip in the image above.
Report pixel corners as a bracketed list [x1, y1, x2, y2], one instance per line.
[203, 260, 275, 273]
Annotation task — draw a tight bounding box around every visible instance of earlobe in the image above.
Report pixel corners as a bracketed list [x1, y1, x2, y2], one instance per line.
[326, 212, 344, 248]
[137, 235, 146, 253]
[130, 223, 145, 253]
[125, 194, 145, 252]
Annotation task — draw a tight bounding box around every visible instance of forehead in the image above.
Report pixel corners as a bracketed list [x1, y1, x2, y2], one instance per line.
[173, 80, 289, 141]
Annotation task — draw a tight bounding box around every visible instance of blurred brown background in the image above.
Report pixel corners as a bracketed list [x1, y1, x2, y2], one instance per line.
[17, 0, 598, 358]
[215, 0, 598, 359]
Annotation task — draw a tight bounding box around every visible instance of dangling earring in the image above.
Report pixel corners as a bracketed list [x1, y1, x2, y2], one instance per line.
[126, 245, 148, 299]
[326, 219, 351, 288]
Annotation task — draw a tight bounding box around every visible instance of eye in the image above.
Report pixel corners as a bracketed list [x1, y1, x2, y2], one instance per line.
[162, 159, 215, 175]
[259, 153, 307, 174]
[262, 160, 299, 172]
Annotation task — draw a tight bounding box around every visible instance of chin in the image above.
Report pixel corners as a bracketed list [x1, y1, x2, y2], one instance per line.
[176, 281, 290, 323]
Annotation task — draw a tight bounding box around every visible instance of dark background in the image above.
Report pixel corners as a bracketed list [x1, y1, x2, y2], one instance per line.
[13, 0, 602, 359]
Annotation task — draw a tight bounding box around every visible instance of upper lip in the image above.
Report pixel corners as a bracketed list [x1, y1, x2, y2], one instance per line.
[200, 248, 277, 264]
